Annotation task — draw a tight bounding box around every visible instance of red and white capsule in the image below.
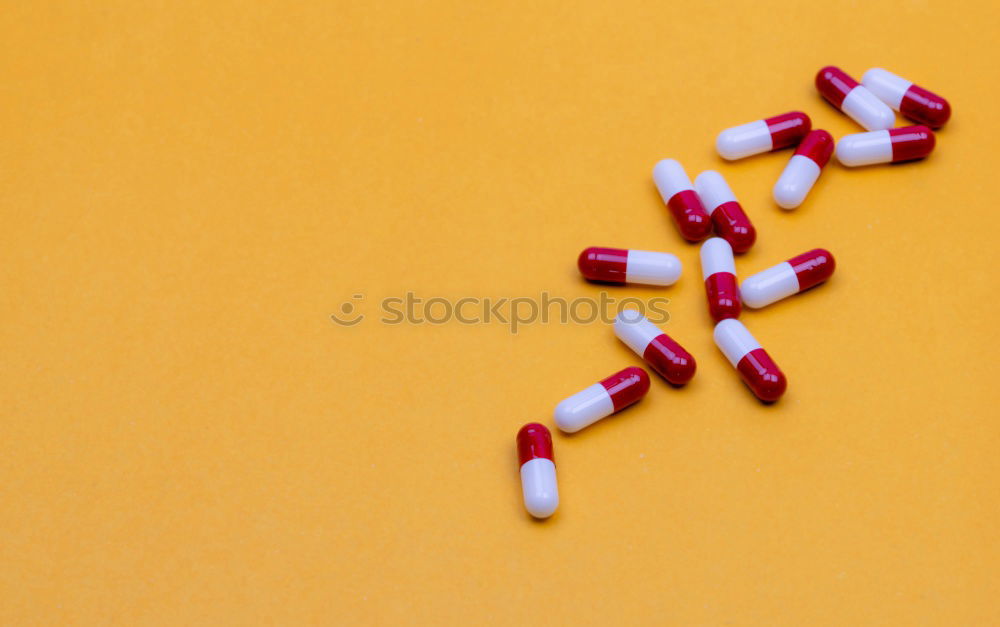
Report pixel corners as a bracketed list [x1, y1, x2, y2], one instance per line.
[714, 319, 787, 402]
[554, 366, 650, 433]
[741, 248, 836, 309]
[652, 159, 712, 242]
[614, 309, 696, 385]
[836, 126, 935, 167]
[577, 247, 682, 286]
[694, 170, 756, 253]
[517, 423, 558, 519]
[862, 68, 951, 128]
[773, 130, 834, 210]
[700, 238, 740, 323]
[816, 66, 895, 131]
[715, 111, 812, 160]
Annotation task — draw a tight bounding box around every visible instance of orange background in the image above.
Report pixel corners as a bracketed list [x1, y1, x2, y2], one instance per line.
[2, 1, 999, 624]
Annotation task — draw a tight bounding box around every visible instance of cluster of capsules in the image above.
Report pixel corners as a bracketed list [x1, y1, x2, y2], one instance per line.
[517, 66, 950, 519]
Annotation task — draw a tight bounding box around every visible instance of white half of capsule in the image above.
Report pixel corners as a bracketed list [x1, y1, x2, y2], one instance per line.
[694, 170, 737, 213]
[520, 458, 558, 518]
[554, 383, 615, 433]
[614, 309, 660, 356]
[626, 250, 682, 286]
[841, 86, 896, 131]
[861, 68, 911, 110]
[652, 159, 694, 202]
[773, 155, 820, 210]
[700, 237, 736, 280]
[715, 120, 772, 160]
[713, 319, 762, 367]
[836, 130, 894, 167]
[740, 261, 799, 308]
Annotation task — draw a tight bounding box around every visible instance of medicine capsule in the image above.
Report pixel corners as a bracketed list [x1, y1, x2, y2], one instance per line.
[773, 130, 834, 209]
[554, 366, 650, 433]
[517, 423, 558, 519]
[714, 319, 787, 402]
[741, 248, 835, 309]
[815, 66, 895, 131]
[577, 247, 682, 286]
[836, 126, 935, 167]
[715, 111, 812, 160]
[614, 309, 696, 385]
[652, 159, 712, 242]
[862, 68, 951, 128]
[700, 238, 740, 322]
[694, 170, 757, 253]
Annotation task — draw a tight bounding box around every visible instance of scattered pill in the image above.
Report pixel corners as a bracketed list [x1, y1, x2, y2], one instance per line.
[741, 248, 835, 309]
[517, 423, 558, 518]
[614, 309, 696, 385]
[700, 238, 740, 322]
[577, 247, 682, 286]
[862, 68, 951, 128]
[715, 111, 812, 160]
[773, 130, 834, 209]
[694, 170, 756, 253]
[554, 366, 650, 433]
[652, 159, 712, 242]
[714, 319, 787, 402]
[836, 126, 935, 167]
[816, 66, 895, 131]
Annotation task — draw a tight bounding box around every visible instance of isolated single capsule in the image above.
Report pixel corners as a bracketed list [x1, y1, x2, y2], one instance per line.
[700, 238, 740, 322]
[554, 366, 650, 433]
[652, 159, 712, 242]
[836, 126, 935, 167]
[517, 423, 558, 519]
[815, 66, 895, 131]
[614, 309, 696, 385]
[862, 68, 951, 128]
[773, 130, 834, 209]
[741, 248, 835, 309]
[715, 111, 812, 160]
[577, 247, 682, 286]
[714, 319, 787, 402]
[694, 170, 757, 253]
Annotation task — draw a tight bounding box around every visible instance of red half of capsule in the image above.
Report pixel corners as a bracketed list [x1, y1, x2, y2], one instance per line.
[889, 125, 935, 162]
[901, 84, 951, 128]
[710, 201, 756, 254]
[705, 272, 741, 322]
[666, 190, 712, 242]
[788, 248, 835, 291]
[642, 333, 696, 385]
[517, 423, 554, 467]
[815, 66, 858, 108]
[736, 348, 787, 402]
[765, 111, 811, 150]
[599, 366, 650, 412]
[794, 130, 835, 168]
[578, 247, 628, 283]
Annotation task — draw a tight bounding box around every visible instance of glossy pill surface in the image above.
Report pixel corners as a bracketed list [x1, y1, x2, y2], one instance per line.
[652, 159, 712, 242]
[694, 170, 756, 253]
[554, 366, 650, 433]
[517, 423, 558, 518]
[862, 68, 951, 128]
[773, 130, 834, 209]
[741, 248, 835, 309]
[816, 66, 895, 131]
[578, 247, 682, 286]
[836, 126, 935, 166]
[714, 319, 787, 402]
[716, 111, 811, 160]
[614, 309, 696, 385]
[700, 238, 740, 322]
